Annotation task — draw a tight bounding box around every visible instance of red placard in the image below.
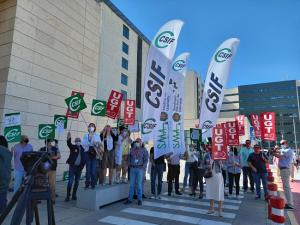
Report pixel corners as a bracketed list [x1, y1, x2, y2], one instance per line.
[250, 114, 262, 138]
[226, 121, 239, 146]
[66, 91, 84, 118]
[235, 115, 245, 136]
[124, 99, 136, 125]
[106, 90, 123, 119]
[212, 126, 228, 160]
[261, 112, 276, 141]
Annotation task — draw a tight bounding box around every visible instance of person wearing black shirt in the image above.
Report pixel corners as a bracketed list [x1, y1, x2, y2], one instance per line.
[247, 144, 269, 200]
[39, 139, 61, 203]
[149, 147, 166, 199]
[65, 132, 85, 202]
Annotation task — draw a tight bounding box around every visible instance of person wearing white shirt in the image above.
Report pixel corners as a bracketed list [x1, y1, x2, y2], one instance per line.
[82, 123, 100, 189]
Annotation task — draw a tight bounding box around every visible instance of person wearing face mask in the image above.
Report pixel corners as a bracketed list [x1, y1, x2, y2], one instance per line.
[247, 144, 268, 201]
[64, 132, 85, 202]
[39, 138, 61, 203]
[124, 138, 148, 205]
[82, 123, 101, 189]
[11, 135, 33, 193]
[273, 140, 294, 210]
[100, 125, 118, 185]
[240, 140, 255, 193]
[227, 147, 242, 199]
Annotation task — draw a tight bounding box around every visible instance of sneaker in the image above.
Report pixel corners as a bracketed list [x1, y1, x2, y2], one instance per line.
[175, 191, 182, 195]
[206, 210, 215, 215]
[71, 196, 77, 201]
[284, 204, 294, 210]
[168, 193, 171, 196]
[138, 200, 142, 206]
[142, 194, 147, 199]
[64, 197, 70, 202]
[149, 194, 156, 199]
[218, 210, 223, 217]
[124, 200, 132, 205]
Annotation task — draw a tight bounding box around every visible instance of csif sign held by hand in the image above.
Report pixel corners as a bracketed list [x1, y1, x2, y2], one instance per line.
[4, 126, 21, 143]
[91, 99, 106, 116]
[124, 99, 136, 125]
[38, 124, 55, 139]
[54, 115, 68, 129]
[142, 20, 184, 142]
[199, 38, 240, 139]
[65, 93, 87, 113]
[261, 112, 276, 141]
[106, 90, 123, 119]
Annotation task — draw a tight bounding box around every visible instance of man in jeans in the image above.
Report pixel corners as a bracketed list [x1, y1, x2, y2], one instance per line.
[149, 147, 165, 199]
[65, 132, 85, 202]
[11, 135, 33, 193]
[240, 140, 254, 192]
[124, 138, 148, 205]
[248, 144, 268, 200]
[274, 140, 294, 209]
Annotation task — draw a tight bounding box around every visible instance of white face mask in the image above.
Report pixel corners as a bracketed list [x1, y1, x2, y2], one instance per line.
[89, 127, 95, 133]
[50, 141, 56, 147]
[281, 144, 286, 149]
[135, 143, 141, 148]
[75, 142, 81, 146]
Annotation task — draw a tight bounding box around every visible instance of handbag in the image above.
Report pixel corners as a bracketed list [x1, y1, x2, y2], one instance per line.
[203, 162, 214, 179]
[88, 146, 96, 159]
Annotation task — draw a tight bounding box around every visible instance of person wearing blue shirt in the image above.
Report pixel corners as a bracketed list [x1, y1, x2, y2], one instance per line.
[274, 140, 294, 210]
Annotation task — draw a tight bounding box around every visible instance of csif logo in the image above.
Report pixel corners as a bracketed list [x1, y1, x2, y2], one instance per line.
[172, 59, 186, 71]
[39, 125, 53, 138]
[55, 117, 65, 127]
[201, 120, 213, 133]
[92, 101, 105, 115]
[154, 31, 175, 48]
[69, 96, 81, 112]
[214, 48, 232, 63]
[142, 118, 157, 134]
[5, 129, 20, 141]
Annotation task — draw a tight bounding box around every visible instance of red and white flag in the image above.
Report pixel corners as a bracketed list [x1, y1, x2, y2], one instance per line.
[235, 115, 245, 136]
[261, 112, 276, 141]
[250, 114, 262, 138]
[212, 126, 228, 160]
[106, 90, 123, 119]
[124, 99, 136, 125]
[226, 121, 239, 146]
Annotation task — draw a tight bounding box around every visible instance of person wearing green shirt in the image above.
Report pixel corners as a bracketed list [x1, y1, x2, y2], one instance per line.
[240, 140, 254, 192]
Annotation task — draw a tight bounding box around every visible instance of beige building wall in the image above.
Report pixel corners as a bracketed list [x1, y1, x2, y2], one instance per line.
[184, 70, 201, 129]
[0, 0, 16, 132]
[219, 87, 239, 118]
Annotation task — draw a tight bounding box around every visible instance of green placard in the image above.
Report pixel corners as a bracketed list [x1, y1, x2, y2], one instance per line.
[38, 124, 55, 139]
[4, 125, 21, 143]
[190, 128, 202, 142]
[91, 99, 106, 116]
[54, 115, 68, 129]
[65, 93, 87, 113]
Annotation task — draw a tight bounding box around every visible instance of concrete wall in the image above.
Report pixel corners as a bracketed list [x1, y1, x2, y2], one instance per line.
[0, 0, 16, 132]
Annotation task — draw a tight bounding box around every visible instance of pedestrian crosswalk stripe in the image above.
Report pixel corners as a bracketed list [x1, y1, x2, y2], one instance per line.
[158, 196, 239, 210]
[162, 192, 242, 204]
[143, 201, 236, 219]
[98, 216, 158, 225]
[122, 208, 232, 225]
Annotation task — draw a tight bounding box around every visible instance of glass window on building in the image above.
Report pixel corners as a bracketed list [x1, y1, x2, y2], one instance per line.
[121, 90, 127, 101]
[122, 57, 128, 70]
[122, 42, 129, 54]
[121, 73, 128, 86]
[123, 24, 129, 39]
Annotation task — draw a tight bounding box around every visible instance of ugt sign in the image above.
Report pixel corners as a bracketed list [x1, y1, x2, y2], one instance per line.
[261, 112, 276, 141]
[106, 90, 123, 119]
[212, 126, 227, 160]
[124, 99, 136, 125]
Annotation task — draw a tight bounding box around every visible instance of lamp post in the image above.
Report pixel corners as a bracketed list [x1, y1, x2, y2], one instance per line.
[290, 114, 298, 154]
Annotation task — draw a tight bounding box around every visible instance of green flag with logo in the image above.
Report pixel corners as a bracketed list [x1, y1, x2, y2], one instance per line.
[38, 124, 55, 139]
[91, 99, 106, 116]
[65, 93, 87, 113]
[54, 115, 68, 129]
[4, 125, 21, 143]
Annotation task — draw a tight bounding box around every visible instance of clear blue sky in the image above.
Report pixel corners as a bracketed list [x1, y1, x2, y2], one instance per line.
[110, 0, 300, 88]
